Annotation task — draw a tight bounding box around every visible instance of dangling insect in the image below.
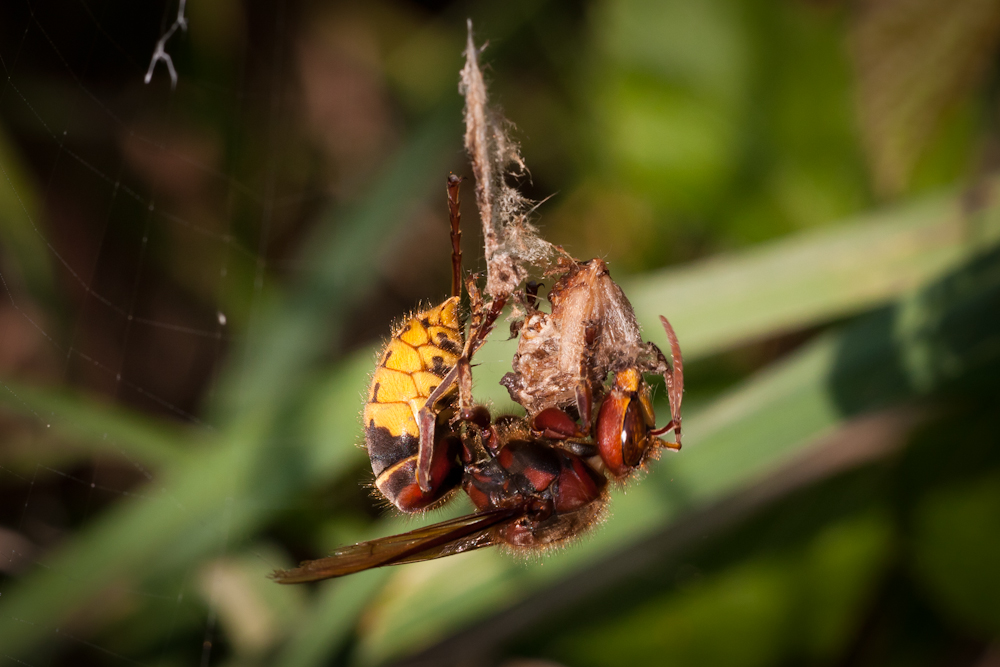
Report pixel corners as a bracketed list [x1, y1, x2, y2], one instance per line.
[273, 26, 688, 582]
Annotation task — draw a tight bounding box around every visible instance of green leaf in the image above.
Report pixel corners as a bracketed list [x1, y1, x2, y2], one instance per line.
[626, 186, 1000, 359]
[0, 380, 189, 468]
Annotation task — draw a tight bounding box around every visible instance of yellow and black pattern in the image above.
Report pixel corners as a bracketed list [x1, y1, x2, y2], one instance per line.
[364, 297, 463, 505]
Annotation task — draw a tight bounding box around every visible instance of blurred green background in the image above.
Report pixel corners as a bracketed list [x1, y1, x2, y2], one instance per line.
[1, 1, 999, 666]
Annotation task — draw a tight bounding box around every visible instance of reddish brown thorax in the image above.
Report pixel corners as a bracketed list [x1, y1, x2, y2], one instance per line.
[463, 421, 607, 549]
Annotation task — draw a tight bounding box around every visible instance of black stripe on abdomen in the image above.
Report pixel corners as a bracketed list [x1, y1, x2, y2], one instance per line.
[365, 425, 418, 478]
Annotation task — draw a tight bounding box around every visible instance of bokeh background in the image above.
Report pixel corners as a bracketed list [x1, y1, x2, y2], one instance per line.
[1, 1, 1000, 666]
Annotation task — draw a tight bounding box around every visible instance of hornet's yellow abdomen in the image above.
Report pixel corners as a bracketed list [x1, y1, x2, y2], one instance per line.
[364, 297, 464, 511]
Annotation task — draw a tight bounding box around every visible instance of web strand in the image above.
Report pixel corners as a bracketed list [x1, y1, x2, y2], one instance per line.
[145, 0, 188, 89]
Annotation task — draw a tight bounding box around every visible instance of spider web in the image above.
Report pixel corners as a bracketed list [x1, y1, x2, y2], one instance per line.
[0, 1, 455, 664]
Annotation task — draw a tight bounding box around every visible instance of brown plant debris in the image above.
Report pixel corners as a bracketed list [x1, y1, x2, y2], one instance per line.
[460, 20, 554, 301]
[501, 257, 651, 420]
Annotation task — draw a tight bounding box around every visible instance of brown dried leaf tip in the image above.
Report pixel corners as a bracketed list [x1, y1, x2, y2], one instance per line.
[460, 20, 554, 303]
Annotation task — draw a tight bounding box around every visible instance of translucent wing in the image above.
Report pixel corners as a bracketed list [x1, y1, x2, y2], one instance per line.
[270, 507, 522, 584]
